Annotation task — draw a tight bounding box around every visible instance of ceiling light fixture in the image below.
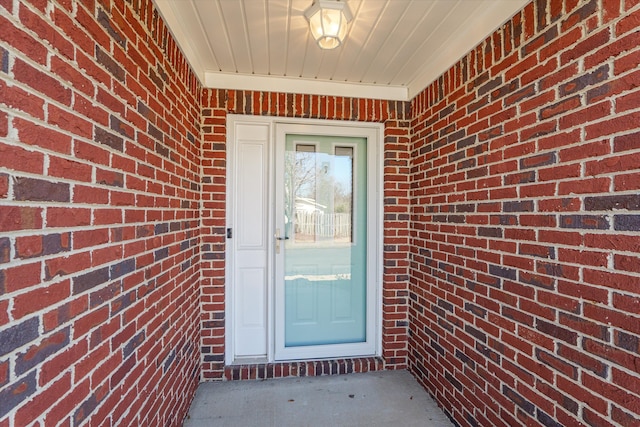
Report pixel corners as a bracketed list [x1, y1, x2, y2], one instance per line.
[304, 0, 353, 50]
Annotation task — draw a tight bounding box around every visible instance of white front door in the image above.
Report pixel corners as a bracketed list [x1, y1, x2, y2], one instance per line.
[226, 117, 382, 364]
[227, 122, 271, 359]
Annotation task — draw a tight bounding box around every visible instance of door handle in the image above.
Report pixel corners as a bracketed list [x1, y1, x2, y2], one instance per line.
[274, 228, 289, 254]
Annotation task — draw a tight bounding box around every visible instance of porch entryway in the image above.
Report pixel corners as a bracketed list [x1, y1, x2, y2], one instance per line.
[183, 370, 453, 427]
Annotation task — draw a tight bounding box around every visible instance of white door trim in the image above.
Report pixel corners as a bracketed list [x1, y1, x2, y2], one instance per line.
[225, 115, 384, 365]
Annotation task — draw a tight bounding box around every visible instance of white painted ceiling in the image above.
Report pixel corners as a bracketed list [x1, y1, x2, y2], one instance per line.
[154, 0, 530, 101]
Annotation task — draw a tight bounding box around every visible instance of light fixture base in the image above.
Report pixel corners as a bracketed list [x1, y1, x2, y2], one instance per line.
[304, 0, 353, 50]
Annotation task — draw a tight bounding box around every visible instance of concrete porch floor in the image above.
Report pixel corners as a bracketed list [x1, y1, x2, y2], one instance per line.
[183, 370, 453, 427]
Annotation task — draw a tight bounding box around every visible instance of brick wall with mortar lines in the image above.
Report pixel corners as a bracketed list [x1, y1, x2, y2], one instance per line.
[409, 1, 640, 426]
[0, 0, 202, 425]
[199, 89, 412, 379]
[1, 0, 638, 425]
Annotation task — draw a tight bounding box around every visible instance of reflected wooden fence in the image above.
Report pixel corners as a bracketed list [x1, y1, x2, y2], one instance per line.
[295, 211, 351, 239]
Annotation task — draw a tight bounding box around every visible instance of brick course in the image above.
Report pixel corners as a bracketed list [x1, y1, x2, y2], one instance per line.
[409, 1, 640, 426]
[0, 0, 201, 425]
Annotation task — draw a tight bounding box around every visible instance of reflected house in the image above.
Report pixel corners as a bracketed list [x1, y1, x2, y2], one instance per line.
[294, 197, 351, 242]
[295, 196, 326, 213]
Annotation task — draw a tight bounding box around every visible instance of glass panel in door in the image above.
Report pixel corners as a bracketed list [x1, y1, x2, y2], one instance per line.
[283, 134, 367, 347]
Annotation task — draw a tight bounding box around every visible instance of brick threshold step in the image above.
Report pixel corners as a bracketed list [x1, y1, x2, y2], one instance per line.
[223, 356, 385, 381]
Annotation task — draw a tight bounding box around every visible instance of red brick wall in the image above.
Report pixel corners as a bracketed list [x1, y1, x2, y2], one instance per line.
[409, 1, 640, 426]
[200, 89, 412, 379]
[0, 1, 201, 425]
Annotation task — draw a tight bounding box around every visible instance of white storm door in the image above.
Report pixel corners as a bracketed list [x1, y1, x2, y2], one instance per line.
[274, 123, 379, 361]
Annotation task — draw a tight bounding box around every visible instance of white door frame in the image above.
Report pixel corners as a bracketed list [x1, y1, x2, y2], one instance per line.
[225, 115, 384, 365]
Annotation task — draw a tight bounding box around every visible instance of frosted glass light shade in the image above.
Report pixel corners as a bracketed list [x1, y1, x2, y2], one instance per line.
[304, 1, 353, 49]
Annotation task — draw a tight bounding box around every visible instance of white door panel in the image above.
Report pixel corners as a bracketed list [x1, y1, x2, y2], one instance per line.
[235, 266, 266, 356]
[230, 123, 270, 360]
[237, 142, 266, 248]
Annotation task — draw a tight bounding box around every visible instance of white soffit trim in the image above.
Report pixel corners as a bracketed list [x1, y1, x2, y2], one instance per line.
[153, 0, 206, 84]
[407, 0, 531, 99]
[204, 72, 410, 101]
